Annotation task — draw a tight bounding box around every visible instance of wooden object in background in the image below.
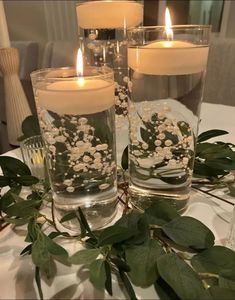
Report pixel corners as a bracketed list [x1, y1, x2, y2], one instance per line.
[0, 47, 31, 145]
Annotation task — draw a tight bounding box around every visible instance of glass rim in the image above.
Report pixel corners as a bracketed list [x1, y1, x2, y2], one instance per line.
[20, 135, 44, 149]
[128, 24, 212, 32]
[31, 66, 114, 82]
[76, 0, 143, 7]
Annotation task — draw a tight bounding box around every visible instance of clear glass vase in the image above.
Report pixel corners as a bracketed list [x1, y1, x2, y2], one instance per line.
[76, 0, 144, 165]
[31, 66, 118, 231]
[127, 25, 211, 211]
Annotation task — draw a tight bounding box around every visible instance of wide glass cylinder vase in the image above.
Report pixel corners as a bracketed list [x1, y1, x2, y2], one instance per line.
[127, 25, 211, 211]
[31, 66, 117, 231]
[76, 0, 143, 164]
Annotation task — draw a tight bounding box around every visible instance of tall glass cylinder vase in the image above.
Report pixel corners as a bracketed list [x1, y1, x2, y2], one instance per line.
[76, 0, 143, 165]
[127, 25, 211, 211]
[31, 66, 117, 231]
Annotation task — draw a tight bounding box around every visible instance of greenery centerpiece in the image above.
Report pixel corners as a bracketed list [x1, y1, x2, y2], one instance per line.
[1, 118, 235, 299]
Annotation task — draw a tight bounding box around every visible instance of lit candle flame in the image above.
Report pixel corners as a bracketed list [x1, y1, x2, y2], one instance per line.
[103, 46, 106, 64]
[76, 48, 85, 86]
[165, 7, 173, 41]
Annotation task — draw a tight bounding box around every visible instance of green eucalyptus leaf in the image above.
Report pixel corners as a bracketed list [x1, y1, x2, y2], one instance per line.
[110, 257, 130, 272]
[119, 270, 137, 300]
[0, 189, 17, 210]
[209, 286, 235, 299]
[44, 235, 68, 258]
[78, 207, 97, 240]
[14, 175, 39, 186]
[193, 160, 227, 178]
[25, 218, 40, 243]
[69, 249, 100, 265]
[115, 211, 149, 245]
[162, 216, 215, 250]
[145, 201, 179, 226]
[205, 158, 235, 171]
[20, 244, 32, 256]
[197, 130, 228, 143]
[89, 259, 106, 290]
[0, 176, 11, 187]
[154, 277, 181, 300]
[191, 246, 235, 280]
[35, 266, 44, 300]
[21, 115, 41, 139]
[157, 253, 211, 299]
[104, 260, 112, 296]
[98, 225, 136, 246]
[0, 156, 31, 176]
[125, 239, 164, 287]
[4, 217, 29, 226]
[32, 238, 52, 278]
[121, 146, 128, 170]
[219, 276, 235, 291]
[4, 197, 42, 217]
[159, 174, 188, 185]
[60, 211, 77, 223]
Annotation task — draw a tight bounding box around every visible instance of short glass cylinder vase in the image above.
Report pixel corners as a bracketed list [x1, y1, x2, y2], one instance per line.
[31, 66, 118, 231]
[76, 0, 143, 164]
[127, 25, 211, 211]
[20, 135, 47, 190]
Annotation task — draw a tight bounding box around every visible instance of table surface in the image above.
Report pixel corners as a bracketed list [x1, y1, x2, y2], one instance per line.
[1, 102, 235, 299]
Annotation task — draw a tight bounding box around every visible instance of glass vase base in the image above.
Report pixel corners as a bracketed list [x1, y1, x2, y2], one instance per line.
[54, 193, 118, 232]
[129, 183, 190, 212]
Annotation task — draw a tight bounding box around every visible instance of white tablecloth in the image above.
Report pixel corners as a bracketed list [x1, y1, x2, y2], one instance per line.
[0, 102, 235, 299]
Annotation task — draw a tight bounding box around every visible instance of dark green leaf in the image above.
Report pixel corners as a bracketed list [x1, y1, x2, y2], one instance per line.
[44, 235, 68, 257]
[157, 253, 211, 299]
[110, 257, 130, 272]
[197, 130, 228, 143]
[14, 175, 39, 186]
[119, 270, 137, 300]
[145, 201, 179, 226]
[89, 259, 106, 290]
[78, 207, 97, 240]
[32, 238, 52, 277]
[0, 156, 31, 176]
[125, 239, 164, 287]
[205, 158, 235, 171]
[69, 249, 100, 265]
[162, 216, 215, 250]
[21, 115, 41, 139]
[178, 121, 191, 137]
[209, 286, 235, 299]
[104, 261, 112, 296]
[26, 218, 40, 243]
[154, 277, 181, 300]
[4, 217, 29, 226]
[5, 197, 41, 217]
[0, 189, 17, 210]
[98, 225, 136, 246]
[219, 276, 235, 291]
[0, 176, 10, 187]
[35, 267, 44, 300]
[115, 211, 149, 245]
[121, 146, 128, 170]
[60, 211, 77, 223]
[191, 246, 235, 280]
[20, 244, 32, 256]
[159, 174, 188, 185]
[193, 160, 227, 178]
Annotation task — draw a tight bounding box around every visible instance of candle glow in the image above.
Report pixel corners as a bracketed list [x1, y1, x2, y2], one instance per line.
[164, 7, 174, 47]
[76, 48, 85, 86]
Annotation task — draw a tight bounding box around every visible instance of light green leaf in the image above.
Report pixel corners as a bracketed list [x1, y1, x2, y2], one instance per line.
[162, 216, 215, 250]
[69, 249, 100, 265]
[89, 259, 106, 290]
[44, 235, 68, 258]
[157, 253, 211, 299]
[125, 239, 164, 287]
[98, 225, 136, 246]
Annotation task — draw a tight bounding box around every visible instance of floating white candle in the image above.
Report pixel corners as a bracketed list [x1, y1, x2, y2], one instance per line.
[37, 49, 114, 115]
[76, 0, 143, 29]
[128, 8, 209, 76]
